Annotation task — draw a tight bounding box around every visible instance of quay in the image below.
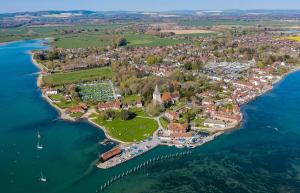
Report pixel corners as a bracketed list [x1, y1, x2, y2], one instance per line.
[97, 136, 159, 169]
[97, 129, 224, 169]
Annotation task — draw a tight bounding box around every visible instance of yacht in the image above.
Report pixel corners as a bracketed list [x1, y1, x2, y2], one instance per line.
[37, 141, 43, 150]
[37, 131, 41, 139]
[40, 171, 47, 183]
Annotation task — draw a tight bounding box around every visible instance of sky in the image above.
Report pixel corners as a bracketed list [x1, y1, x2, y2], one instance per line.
[0, 0, 300, 13]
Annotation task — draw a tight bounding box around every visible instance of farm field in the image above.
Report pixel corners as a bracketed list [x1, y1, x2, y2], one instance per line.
[177, 19, 299, 27]
[281, 36, 300, 42]
[0, 24, 123, 44]
[78, 81, 115, 102]
[124, 33, 188, 47]
[0, 25, 189, 48]
[161, 29, 216, 34]
[94, 117, 158, 142]
[54, 32, 188, 48]
[43, 67, 113, 86]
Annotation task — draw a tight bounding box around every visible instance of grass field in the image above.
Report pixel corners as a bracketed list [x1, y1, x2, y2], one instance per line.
[0, 24, 123, 44]
[0, 26, 188, 48]
[94, 117, 158, 142]
[53, 33, 113, 48]
[43, 67, 113, 86]
[124, 33, 187, 47]
[177, 32, 218, 38]
[177, 20, 300, 28]
[161, 29, 216, 35]
[159, 117, 169, 129]
[123, 95, 141, 104]
[55, 100, 78, 109]
[48, 93, 65, 101]
[130, 108, 148, 117]
[53, 32, 188, 48]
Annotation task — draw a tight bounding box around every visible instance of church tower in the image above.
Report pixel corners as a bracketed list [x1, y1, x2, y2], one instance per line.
[153, 84, 162, 105]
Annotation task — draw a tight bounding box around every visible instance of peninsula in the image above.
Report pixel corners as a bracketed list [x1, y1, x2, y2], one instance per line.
[10, 11, 297, 169]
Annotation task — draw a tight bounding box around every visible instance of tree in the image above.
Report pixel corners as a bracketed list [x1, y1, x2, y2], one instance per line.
[146, 55, 162, 65]
[184, 62, 192, 70]
[113, 37, 127, 47]
[120, 110, 135, 120]
[117, 37, 127, 47]
[145, 103, 163, 116]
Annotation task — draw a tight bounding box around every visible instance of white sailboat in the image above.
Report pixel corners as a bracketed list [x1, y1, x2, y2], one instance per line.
[40, 171, 47, 183]
[37, 141, 43, 150]
[37, 131, 41, 139]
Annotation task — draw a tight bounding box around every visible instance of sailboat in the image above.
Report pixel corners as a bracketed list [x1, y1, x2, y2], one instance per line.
[37, 131, 41, 139]
[40, 171, 47, 183]
[37, 141, 43, 150]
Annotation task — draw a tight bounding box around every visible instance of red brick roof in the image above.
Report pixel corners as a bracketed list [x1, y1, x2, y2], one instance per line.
[161, 92, 172, 102]
[98, 100, 121, 110]
[100, 147, 121, 162]
[167, 123, 188, 133]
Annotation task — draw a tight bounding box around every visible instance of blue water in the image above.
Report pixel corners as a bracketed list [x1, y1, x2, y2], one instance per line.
[1, 40, 300, 193]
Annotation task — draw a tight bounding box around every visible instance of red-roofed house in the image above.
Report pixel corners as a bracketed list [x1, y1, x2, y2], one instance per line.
[167, 123, 189, 134]
[164, 110, 180, 121]
[98, 100, 122, 111]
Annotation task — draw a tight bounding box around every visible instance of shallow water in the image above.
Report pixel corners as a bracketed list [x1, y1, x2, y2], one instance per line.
[1, 40, 300, 193]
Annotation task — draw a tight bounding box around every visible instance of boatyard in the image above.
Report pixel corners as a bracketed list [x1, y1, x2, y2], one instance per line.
[97, 129, 224, 169]
[97, 135, 159, 169]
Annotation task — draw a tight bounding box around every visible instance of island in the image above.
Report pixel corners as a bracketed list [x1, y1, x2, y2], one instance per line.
[17, 15, 299, 169]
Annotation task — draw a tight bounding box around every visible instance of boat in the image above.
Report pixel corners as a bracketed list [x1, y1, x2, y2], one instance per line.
[100, 139, 113, 145]
[37, 141, 43, 150]
[40, 171, 47, 183]
[37, 131, 41, 139]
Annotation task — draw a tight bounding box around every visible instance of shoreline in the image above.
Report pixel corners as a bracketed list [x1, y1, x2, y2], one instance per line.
[32, 48, 300, 140]
[30, 49, 300, 167]
[31, 52, 127, 144]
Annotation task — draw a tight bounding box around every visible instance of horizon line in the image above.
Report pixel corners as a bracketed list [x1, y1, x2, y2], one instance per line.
[1, 8, 300, 15]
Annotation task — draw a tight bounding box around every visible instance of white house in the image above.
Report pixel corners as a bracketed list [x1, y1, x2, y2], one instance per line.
[203, 119, 226, 128]
[45, 90, 58, 95]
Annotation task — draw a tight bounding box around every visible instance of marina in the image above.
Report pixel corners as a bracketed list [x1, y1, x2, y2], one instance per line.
[97, 130, 224, 169]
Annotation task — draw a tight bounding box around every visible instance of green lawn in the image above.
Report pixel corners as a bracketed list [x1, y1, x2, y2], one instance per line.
[48, 93, 64, 101]
[123, 95, 141, 103]
[130, 108, 148, 117]
[125, 33, 188, 47]
[55, 100, 78, 109]
[70, 112, 83, 119]
[191, 118, 206, 127]
[159, 117, 169, 129]
[94, 117, 158, 142]
[43, 67, 113, 86]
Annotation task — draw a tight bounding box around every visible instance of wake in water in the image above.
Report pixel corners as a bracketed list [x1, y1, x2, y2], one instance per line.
[25, 72, 40, 76]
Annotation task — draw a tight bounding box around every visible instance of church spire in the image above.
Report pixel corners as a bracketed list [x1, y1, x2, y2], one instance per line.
[153, 84, 162, 105]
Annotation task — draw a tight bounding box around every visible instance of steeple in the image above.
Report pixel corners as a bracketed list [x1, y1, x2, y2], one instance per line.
[154, 84, 159, 94]
[153, 84, 162, 105]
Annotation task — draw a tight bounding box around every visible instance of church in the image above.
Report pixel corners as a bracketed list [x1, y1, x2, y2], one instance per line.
[152, 84, 162, 105]
[153, 85, 180, 106]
